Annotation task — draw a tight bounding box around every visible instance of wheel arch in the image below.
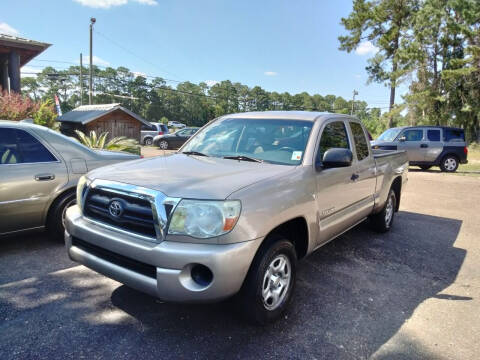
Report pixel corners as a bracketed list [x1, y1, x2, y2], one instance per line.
[391, 176, 402, 212]
[259, 217, 309, 260]
[45, 186, 76, 225]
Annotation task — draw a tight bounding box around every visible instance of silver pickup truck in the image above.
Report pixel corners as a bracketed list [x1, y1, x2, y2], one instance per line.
[65, 111, 408, 324]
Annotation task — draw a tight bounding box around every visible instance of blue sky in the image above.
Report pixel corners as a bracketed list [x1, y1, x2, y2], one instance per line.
[3, 0, 405, 109]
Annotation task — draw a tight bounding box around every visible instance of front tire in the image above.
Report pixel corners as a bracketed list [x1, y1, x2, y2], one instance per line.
[237, 238, 297, 325]
[47, 191, 76, 241]
[159, 140, 169, 150]
[440, 155, 459, 172]
[369, 189, 396, 233]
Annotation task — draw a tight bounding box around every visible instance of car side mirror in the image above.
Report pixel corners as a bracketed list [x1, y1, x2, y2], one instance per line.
[317, 148, 353, 170]
[398, 136, 406, 142]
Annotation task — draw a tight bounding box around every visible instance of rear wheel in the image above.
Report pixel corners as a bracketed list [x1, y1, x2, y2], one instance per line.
[369, 189, 396, 233]
[237, 237, 297, 325]
[419, 165, 431, 171]
[440, 155, 459, 172]
[47, 191, 76, 241]
[144, 137, 153, 146]
[159, 140, 169, 150]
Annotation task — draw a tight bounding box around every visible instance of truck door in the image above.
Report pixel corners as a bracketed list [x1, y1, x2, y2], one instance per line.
[348, 121, 376, 219]
[424, 128, 443, 163]
[314, 120, 366, 245]
[396, 128, 426, 162]
[0, 128, 67, 234]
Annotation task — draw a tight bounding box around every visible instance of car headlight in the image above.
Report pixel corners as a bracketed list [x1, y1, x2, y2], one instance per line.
[168, 200, 241, 239]
[76, 175, 91, 212]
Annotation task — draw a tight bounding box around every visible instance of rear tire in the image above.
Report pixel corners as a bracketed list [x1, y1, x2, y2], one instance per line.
[440, 155, 459, 172]
[369, 189, 396, 233]
[419, 165, 431, 171]
[236, 237, 297, 325]
[144, 137, 153, 146]
[47, 191, 76, 241]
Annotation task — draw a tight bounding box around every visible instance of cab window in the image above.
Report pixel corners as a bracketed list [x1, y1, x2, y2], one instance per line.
[317, 121, 350, 162]
[400, 129, 423, 141]
[350, 122, 369, 160]
[0, 128, 57, 164]
[427, 129, 441, 141]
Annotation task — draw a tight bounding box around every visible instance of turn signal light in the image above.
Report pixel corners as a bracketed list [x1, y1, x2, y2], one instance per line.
[464, 147, 468, 154]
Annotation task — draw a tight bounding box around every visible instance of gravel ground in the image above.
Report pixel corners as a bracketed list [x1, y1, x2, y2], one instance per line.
[1, 171, 479, 359]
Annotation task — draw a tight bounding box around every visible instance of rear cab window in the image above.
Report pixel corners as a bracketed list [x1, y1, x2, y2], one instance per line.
[350, 122, 369, 160]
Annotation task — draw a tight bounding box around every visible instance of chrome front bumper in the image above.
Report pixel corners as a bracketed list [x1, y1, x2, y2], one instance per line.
[65, 205, 262, 302]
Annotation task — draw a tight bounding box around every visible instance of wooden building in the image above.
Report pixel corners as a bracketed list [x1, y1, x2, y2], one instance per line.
[57, 103, 150, 141]
[0, 34, 50, 93]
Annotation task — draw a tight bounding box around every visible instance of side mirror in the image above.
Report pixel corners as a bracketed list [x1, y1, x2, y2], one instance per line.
[317, 148, 353, 170]
[398, 136, 406, 142]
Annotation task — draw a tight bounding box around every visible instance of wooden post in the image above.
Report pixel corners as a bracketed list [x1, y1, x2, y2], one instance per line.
[8, 51, 20, 93]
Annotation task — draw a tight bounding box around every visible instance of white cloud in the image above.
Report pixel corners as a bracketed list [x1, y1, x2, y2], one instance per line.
[73, 0, 157, 9]
[78, 55, 110, 67]
[355, 41, 379, 56]
[21, 66, 41, 78]
[0, 22, 19, 36]
[264, 71, 278, 76]
[205, 80, 219, 87]
[132, 71, 146, 78]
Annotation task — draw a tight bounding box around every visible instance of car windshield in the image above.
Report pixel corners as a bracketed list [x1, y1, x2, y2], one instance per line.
[181, 118, 313, 165]
[377, 128, 402, 142]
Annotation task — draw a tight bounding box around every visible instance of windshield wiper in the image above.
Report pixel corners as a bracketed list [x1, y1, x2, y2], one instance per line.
[223, 155, 263, 163]
[182, 151, 208, 157]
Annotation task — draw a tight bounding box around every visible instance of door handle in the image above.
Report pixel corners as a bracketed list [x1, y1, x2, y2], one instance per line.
[420, 144, 429, 148]
[35, 174, 55, 181]
[351, 173, 359, 181]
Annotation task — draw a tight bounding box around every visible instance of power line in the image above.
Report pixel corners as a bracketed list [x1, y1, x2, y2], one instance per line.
[94, 29, 186, 81]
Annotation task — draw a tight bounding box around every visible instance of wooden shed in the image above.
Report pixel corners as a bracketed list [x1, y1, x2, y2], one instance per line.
[57, 103, 150, 141]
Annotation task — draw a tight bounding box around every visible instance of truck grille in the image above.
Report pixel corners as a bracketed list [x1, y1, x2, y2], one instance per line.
[84, 187, 157, 238]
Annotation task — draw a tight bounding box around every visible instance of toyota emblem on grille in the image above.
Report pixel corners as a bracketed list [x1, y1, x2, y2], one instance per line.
[108, 200, 124, 218]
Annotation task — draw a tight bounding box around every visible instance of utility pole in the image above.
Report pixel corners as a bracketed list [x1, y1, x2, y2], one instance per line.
[80, 53, 83, 105]
[89, 17, 96, 105]
[351, 90, 358, 115]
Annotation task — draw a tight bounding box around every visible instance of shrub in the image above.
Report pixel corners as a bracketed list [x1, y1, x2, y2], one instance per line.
[33, 99, 58, 129]
[0, 91, 39, 120]
[75, 130, 140, 155]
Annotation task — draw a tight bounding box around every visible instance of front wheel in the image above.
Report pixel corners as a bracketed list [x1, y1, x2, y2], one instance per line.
[440, 155, 459, 172]
[237, 238, 297, 325]
[369, 189, 396, 233]
[159, 140, 169, 150]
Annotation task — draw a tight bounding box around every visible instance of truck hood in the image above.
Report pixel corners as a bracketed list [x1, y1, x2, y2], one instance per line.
[88, 153, 295, 199]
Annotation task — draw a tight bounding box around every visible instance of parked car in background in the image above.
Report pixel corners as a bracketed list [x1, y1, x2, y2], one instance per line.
[153, 127, 199, 150]
[65, 111, 407, 324]
[141, 122, 169, 145]
[371, 126, 468, 172]
[0, 120, 140, 239]
[168, 121, 186, 129]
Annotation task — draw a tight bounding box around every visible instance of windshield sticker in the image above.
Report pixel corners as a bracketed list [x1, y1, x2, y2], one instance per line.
[291, 151, 302, 161]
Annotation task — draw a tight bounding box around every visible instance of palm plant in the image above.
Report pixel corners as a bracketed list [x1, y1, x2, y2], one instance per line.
[74, 130, 140, 155]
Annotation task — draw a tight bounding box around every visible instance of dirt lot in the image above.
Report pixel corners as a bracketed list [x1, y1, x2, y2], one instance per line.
[1, 171, 479, 359]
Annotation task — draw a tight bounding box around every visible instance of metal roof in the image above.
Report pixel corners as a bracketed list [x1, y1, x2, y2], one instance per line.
[56, 104, 151, 126]
[0, 34, 51, 67]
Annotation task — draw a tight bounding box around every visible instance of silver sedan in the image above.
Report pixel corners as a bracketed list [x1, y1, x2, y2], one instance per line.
[0, 120, 140, 239]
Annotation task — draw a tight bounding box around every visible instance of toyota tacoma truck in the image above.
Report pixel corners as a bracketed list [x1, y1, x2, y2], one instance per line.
[65, 111, 408, 324]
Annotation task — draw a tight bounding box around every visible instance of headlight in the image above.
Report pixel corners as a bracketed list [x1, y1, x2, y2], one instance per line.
[76, 175, 90, 212]
[168, 200, 241, 239]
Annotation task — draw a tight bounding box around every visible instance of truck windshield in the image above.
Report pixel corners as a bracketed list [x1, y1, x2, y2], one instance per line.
[181, 118, 313, 165]
[377, 128, 402, 142]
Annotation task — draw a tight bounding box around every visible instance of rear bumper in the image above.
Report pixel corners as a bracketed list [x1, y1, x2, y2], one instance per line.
[65, 205, 262, 302]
